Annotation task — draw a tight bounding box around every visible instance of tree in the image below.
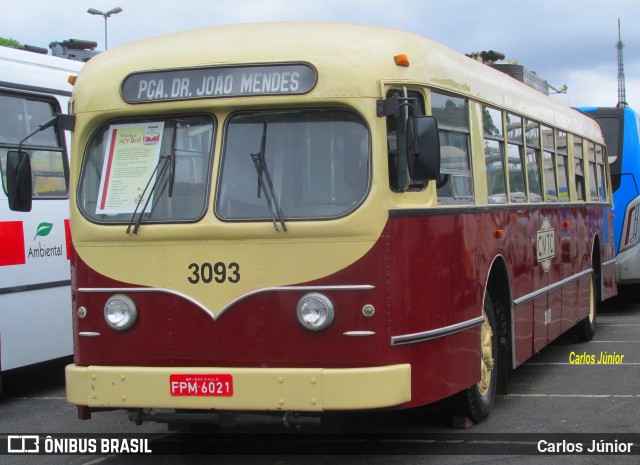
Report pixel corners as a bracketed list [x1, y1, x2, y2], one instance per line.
[0, 37, 22, 48]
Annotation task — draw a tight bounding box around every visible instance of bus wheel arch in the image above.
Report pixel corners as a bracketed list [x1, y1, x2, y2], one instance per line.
[485, 256, 512, 396]
[455, 257, 512, 423]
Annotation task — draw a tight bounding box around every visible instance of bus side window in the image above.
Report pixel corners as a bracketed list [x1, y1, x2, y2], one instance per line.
[483, 106, 506, 204]
[433, 93, 472, 205]
[596, 144, 607, 202]
[573, 137, 585, 201]
[556, 130, 570, 202]
[587, 142, 598, 200]
[386, 89, 425, 191]
[541, 125, 558, 202]
[507, 113, 526, 203]
[525, 120, 543, 202]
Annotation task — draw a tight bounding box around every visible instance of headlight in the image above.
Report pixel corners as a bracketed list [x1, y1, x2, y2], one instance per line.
[296, 293, 334, 331]
[104, 294, 137, 331]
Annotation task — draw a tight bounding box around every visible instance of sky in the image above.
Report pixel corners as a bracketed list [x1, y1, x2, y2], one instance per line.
[3, 0, 639, 109]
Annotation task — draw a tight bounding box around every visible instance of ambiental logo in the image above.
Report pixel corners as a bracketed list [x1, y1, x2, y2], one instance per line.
[28, 222, 63, 259]
[34, 222, 53, 240]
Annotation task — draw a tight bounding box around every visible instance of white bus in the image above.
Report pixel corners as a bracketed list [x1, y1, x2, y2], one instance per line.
[0, 45, 82, 393]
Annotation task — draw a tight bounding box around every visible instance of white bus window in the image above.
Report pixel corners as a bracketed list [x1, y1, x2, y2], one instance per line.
[0, 93, 66, 198]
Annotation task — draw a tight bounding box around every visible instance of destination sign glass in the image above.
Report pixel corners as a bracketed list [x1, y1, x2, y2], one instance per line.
[121, 64, 317, 103]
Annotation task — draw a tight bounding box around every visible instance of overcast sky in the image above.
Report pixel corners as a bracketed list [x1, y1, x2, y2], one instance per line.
[3, 0, 639, 108]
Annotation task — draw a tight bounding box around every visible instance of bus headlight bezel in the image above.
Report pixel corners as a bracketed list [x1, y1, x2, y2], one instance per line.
[296, 292, 335, 332]
[104, 294, 138, 331]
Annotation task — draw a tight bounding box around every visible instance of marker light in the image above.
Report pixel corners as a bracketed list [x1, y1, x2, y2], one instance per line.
[296, 293, 335, 332]
[104, 294, 137, 331]
[394, 54, 410, 67]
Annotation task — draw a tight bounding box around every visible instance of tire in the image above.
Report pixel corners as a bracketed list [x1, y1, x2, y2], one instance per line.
[456, 292, 498, 423]
[574, 273, 597, 342]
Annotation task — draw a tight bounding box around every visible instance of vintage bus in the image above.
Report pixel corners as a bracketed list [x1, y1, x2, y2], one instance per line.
[0, 45, 82, 392]
[579, 105, 640, 287]
[14, 23, 615, 425]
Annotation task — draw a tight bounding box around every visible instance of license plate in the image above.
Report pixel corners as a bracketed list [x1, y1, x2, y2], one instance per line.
[170, 374, 233, 397]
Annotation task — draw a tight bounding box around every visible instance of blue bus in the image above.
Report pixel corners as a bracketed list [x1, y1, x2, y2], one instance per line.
[579, 106, 640, 285]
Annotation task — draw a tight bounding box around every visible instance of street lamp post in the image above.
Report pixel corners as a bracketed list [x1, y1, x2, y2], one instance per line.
[87, 7, 123, 50]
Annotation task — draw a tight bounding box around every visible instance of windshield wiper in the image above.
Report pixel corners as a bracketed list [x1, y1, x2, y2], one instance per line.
[251, 120, 287, 232]
[126, 154, 172, 235]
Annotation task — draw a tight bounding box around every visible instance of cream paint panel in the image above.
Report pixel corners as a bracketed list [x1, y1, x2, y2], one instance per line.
[65, 364, 411, 411]
[75, 235, 378, 317]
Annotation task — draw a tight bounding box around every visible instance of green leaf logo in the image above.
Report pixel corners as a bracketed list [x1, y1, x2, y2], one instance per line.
[34, 222, 53, 240]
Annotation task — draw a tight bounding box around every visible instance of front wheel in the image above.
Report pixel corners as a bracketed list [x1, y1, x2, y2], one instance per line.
[455, 292, 498, 423]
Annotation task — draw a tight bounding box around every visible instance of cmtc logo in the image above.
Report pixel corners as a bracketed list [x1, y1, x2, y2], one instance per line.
[536, 218, 555, 272]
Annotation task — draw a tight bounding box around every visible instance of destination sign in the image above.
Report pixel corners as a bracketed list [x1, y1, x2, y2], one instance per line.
[121, 64, 317, 103]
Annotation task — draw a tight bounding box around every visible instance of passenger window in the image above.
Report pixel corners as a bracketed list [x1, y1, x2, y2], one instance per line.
[432, 93, 473, 204]
[525, 120, 543, 202]
[596, 144, 607, 202]
[556, 130, 570, 202]
[573, 137, 585, 201]
[587, 142, 598, 200]
[507, 114, 526, 203]
[541, 125, 558, 202]
[483, 106, 506, 204]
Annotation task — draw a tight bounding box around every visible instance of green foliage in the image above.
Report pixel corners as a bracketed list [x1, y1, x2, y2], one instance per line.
[0, 37, 22, 48]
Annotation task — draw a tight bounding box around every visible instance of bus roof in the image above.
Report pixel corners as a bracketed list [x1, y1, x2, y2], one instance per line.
[74, 22, 603, 142]
[0, 45, 83, 96]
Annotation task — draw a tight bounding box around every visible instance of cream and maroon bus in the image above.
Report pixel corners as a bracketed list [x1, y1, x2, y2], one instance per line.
[20, 23, 615, 426]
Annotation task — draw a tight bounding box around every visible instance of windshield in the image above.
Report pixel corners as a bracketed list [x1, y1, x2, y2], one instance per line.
[78, 115, 214, 223]
[216, 109, 370, 221]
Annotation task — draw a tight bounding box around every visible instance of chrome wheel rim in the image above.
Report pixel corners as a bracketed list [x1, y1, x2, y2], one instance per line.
[477, 310, 494, 397]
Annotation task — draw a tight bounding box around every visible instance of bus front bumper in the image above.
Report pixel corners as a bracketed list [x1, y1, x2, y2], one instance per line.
[65, 364, 411, 411]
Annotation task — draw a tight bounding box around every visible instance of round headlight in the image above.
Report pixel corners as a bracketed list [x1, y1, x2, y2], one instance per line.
[296, 293, 334, 331]
[104, 294, 137, 331]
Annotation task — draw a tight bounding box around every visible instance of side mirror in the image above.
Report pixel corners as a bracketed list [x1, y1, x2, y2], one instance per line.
[7, 150, 33, 212]
[407, 115, 441, 182]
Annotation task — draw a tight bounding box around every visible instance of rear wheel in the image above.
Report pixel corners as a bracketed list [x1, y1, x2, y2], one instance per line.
[574, 273, 597, 342]
[456, 292, 497, 423]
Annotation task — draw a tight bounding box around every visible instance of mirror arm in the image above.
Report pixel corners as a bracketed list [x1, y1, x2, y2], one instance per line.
[16, 113, 75, 153]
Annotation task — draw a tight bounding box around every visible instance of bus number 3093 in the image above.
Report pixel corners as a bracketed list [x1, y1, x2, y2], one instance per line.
[187, 262, 240, 284]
